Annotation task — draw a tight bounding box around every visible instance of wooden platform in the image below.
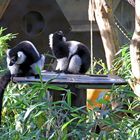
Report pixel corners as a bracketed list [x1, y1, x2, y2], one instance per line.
[12, 71, 127, 89]
[11, 72, 127, 108]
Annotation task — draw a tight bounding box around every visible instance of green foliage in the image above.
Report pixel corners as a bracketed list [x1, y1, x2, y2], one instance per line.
[113, 43, 131, 79]
[0, 27, 16, 58]
[0, 31, 139, 139]
[0, 82, 88, 139]
[0, 27, 16, 73]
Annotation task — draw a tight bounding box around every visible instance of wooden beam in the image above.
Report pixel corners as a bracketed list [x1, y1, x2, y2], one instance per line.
[12, 72, 127, 89]
[11, 72, 126, 109]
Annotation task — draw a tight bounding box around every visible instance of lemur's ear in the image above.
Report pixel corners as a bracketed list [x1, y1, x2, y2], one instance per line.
[57, 31, 64, 36]
[58, 31, 63, 34]
[17, 51, 24, 58]
[6, 49, 11, 57]
[62, 37, 66, 42]
[58, 31, 66, 41]
[16, 51, 26, 64]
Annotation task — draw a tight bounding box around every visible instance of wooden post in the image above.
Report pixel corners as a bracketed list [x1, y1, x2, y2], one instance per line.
[51, 85, 86, 109]
[68, 84, 86, 108]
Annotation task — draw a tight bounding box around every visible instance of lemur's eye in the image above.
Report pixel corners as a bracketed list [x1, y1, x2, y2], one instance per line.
[11, 57, 16, 63]
[9, 56, 16, 66]
[59, 35, 62, 38]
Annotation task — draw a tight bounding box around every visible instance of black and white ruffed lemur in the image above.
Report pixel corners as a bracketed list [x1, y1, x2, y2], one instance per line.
[49, 31, 91, 74]
[6, 40, 45, 77]
[0, 40, 45, 125]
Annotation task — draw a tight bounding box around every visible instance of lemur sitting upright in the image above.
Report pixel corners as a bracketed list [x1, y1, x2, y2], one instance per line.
[49, 31, 91, 74]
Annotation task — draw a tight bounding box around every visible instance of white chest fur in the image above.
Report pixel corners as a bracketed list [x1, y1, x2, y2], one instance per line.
[68, 41, 79, 58]
[6, 57, 19, 75]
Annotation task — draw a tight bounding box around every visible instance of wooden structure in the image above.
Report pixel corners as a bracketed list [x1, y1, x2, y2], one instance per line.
[0, 0, 135, 66]
[0, 0, 70, 65]
[13, 72, 126, 89]
[13, 72, 127, 108]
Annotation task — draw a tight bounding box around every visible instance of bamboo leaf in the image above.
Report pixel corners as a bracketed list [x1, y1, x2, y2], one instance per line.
[61, 117, 78, 131]
[23, 102, 45, 121]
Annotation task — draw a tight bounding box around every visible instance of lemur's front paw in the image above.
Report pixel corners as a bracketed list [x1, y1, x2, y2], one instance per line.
[11, 74, 18, 77]
[54, 70, 63, 73]
[54, 70, 73, 74]
[11, 74, 17, 83]
[34, 74, 40, 79]
[63, 70, 72, 74]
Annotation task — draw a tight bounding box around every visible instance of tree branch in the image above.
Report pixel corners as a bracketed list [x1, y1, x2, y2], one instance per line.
[129, 0, 140, 97]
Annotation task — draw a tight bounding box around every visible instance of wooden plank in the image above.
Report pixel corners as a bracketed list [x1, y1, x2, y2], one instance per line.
[11, 72, 127, 108]
[50, 85, 86, 108]
[12, 72, 127, 89]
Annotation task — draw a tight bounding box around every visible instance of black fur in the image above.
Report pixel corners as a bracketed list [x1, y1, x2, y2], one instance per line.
[49, 31, 91, 74]
[50, 32, 69, 59]
[0, 41, 44, 125]
[0, 71, 11, 125]
[52, 42, 69, 59]
[8, 41, 40, 63]
[69, 43, 91, 74]
[7, 41, 45, 76]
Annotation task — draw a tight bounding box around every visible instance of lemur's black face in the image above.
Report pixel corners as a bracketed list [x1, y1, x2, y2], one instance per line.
[9, 55, 18, 66]
[52, 31, 64, 43]
[49, 31, 66, 49]
[53, 31, 64, 41]
[6, 49, 18, 66]
[7, 49, 26, 66]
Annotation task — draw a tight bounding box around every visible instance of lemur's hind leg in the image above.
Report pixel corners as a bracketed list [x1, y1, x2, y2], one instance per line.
[67, 55, 81, 74]
[55, 57, 69, 72]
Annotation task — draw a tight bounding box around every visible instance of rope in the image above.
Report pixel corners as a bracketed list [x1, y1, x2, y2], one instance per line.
[88, 0, 95, 74]
[114, 15, 131, 41]
[90, 20, 93, 74]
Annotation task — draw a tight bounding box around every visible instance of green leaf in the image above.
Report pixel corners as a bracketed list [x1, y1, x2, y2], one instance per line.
[61, 117, 78, 131]
[47, 84, 66, 91]
[23, 102, 45, 121]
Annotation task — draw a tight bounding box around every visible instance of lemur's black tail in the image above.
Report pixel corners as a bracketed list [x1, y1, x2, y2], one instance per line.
[0, 71, 11, 125]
